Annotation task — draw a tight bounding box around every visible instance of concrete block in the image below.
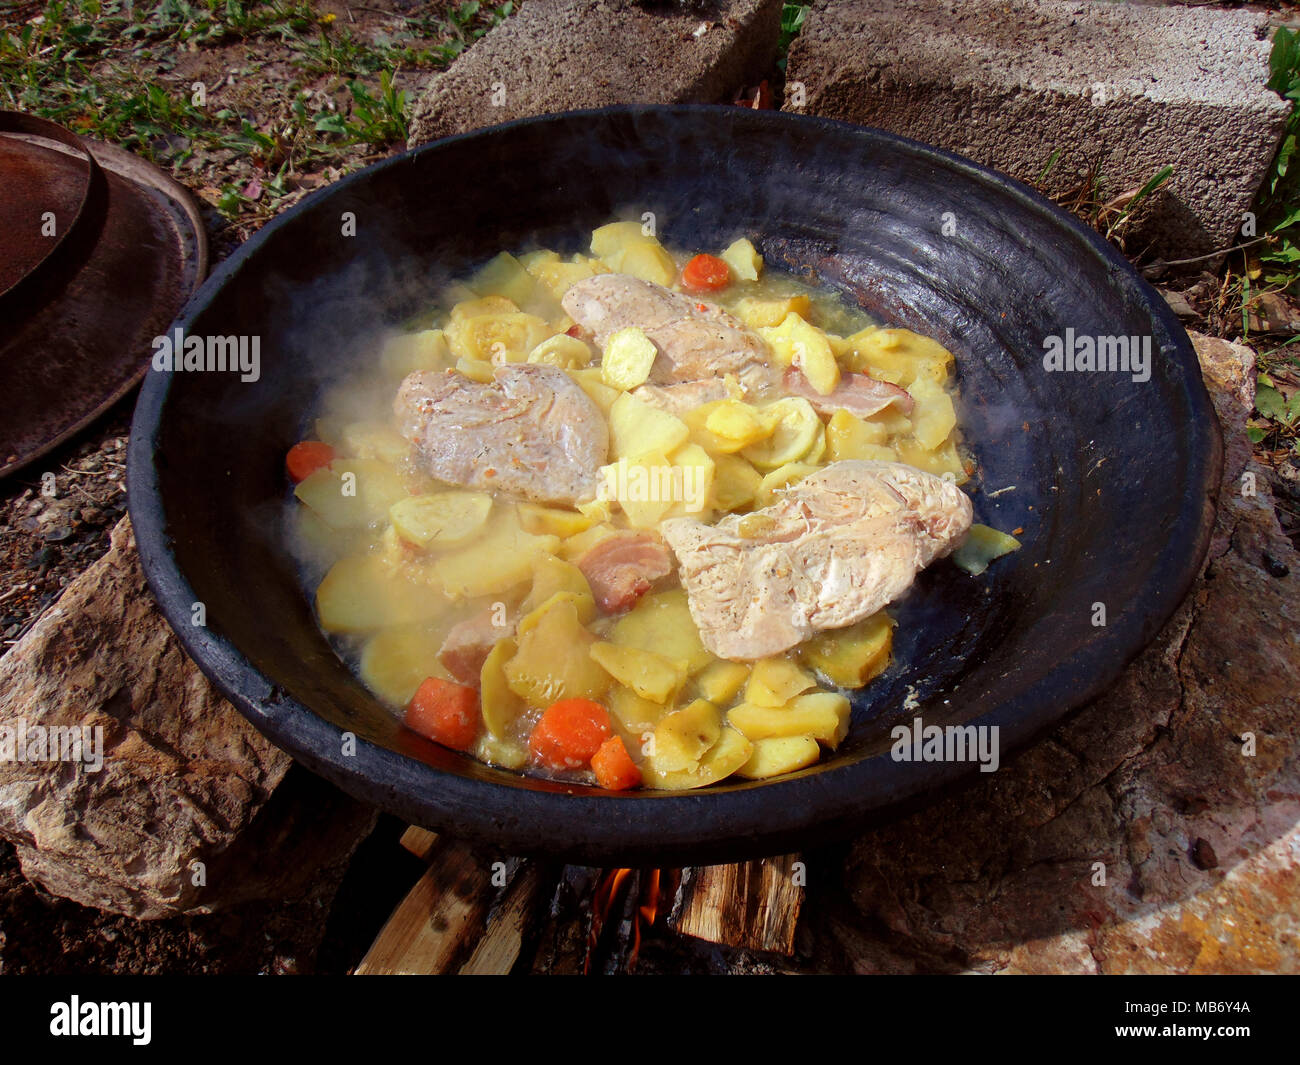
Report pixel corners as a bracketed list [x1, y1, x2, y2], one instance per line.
[409, 0, 784, 146]
[784, 0, 1291, 257]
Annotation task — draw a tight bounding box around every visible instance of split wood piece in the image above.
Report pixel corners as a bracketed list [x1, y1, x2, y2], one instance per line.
[399, 825, 439, 862]
[460, 862, 550, 975]
[355, 836, 494, 975]
[670, 854, 805, 955]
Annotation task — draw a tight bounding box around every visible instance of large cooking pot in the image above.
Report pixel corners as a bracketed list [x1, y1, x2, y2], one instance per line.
[128, 106, 1221, 866]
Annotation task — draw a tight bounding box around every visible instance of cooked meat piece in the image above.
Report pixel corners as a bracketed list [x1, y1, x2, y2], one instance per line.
[394, 364, 608, 505]
[562, 274, 771, 389]
[633, 378, 739, 416]
[660, 460, 972, 660]
[439, 605, 516, 685]
[576, 531, 674, 614]
[783, 367, 914, 418]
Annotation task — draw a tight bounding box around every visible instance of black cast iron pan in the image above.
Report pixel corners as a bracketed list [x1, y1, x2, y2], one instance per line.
[127, 106, 1221, 866]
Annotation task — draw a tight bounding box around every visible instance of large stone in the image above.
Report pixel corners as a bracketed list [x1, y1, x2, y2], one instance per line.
[829, 331, 1300, 973]
[408, 0, 784, 145]
[785, 0, 1291, 259]
[0, 518, 375, 919]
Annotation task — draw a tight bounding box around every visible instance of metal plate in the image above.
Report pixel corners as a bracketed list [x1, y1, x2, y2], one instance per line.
[0, 116, 207, 478]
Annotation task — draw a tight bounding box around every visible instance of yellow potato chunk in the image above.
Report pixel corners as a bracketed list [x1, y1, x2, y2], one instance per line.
[663, 442, 716, 518]
[601, 327, 659, 390]
[340, 421, 412, 466]
[824, 408, 889, 461]
[599, 451, 675, 528]
[745, 657, 818, 707]
[720, 238, 763, 281]
[516, 504, 593, 539]
[431, 511, 560, 598]
[709, 453, 762, 511]
[380, 329, 451, 378]
[359, 624, 453, 706]
[895, 437, 966, 480]
[474, 732, 529, 770]
[652, 699, 723, 773]
[527, 333, 593, 369]
[455, 357, 495, 383]
[695, 659, 750, 705]
[732, 294, 812, 330]
[728, 691, 851, 748]
[907, 376, 958, 451]
[446, 311, 552, 364]
[520, 556, 596, 623]
[952, 524, 1022, 575]
[757, 312, 835, 380]
[468, 251, 539, 307]
[389, 491, 493, 549]
[504, 596, 609, 707]
[316, 555, 450, 634]
[480, 636, 525, 739]
[568, 367, 621, 415]
[557, 521, 620, 561]
[607, 685, 666, 736]
[735, 735, 821, 779]
[527, 256, 607, 301]
[618, 242, 677, 287]
[608, 391, 689, 460]
[643, 727, 753, 790]
[609, 589, 713, 674]
[589, 642, 686, 704]
[800, 612, 894, 687]
[742, 397, 821, 470]
[704, 400, 775, 449]
[295, 459, 407, 530]
[449, 295, 518, 321]
[844, 327, 955, 386]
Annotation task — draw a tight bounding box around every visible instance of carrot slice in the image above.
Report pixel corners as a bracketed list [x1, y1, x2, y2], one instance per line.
[286, 441, 335, 483]
[592, 735, 641, 791]
[405, 677, 480, 751]
[529, 698, 612, 770]
[681, 253, 731, 293]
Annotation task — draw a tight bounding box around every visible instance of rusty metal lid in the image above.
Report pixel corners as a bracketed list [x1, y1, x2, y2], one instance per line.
[0, 111, 207, 478]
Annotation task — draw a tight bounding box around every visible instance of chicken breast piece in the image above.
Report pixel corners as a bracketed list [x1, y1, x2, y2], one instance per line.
[562, 274, 771, 389]
[394, 364, 608, 505]
[660, 460, 973, 660]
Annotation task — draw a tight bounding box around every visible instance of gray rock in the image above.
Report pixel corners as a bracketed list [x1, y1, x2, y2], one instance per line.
[0, 518, 375, 918]
[784, 0, 1291, 259]
[408, 0, 784, 145]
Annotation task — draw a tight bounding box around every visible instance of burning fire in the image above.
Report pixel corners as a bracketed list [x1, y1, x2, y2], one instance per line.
[584, 867, 667, 973]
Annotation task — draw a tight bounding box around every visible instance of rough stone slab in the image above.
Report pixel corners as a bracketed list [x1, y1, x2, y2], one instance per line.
[408, 0, 784, 145]
[785, 0, 1291, 258]
[0, 518, 375, 919]
[834, 332, 1300, 973]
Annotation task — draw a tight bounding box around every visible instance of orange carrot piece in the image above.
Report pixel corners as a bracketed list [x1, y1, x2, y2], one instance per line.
[405, 677, 480, 752]
[681, 253, 730, 293]
[529, 698, 612, 770]
[286, 441, 335, 483]
[592, 735, 641, 791]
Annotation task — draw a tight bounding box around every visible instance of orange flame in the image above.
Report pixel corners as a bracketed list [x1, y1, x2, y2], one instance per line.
[584, 868, 668, 974]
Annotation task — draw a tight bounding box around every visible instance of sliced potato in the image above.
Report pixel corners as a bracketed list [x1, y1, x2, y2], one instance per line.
[600, 452, 676, 529]
[527, 333, 593, 369]
[608, 391, 689, 460]
[474, 731, 529, 770]
[607, 684, 666, 737]
[618, 242, 677, 287]
[295, 459, 407, 530]
[642, 727, 753, 790]
[389, 491, 493, 549]
[449, 295, 518, 321]
[480, 636, 525, 739]
[380, 329, 450, 377]
[520, 555, 596, 623]
[652, 699, 723, 773]
[745, 657, 817, 707]
[800, 611, 894, 688]
[727, 691, 851, 748]
[590, 642, 686, 704]
[709, 453, 762, 511]
[720, 237, 762, 281]
[316, 555, 450, 633]
[431, 511, 560, 598]
[908, 375, 958, 450]
[340, 421, 412, 466]
[359, 624, 453, 706]
[601, 326, 659, 391]
[517, 504, 593, 539]
[742, 397, 821, 470]
[446, 311, 552, 364]
[504, 595, 609, 707]
[695, 659, 750, 705]
[468, 251, 539, 307]
[455, 356, 495, 383]
[732, 294, 811, 330]
[705, 400, 775, 450]
[825, 408, 889, 463]
[952, 524, 1022, 575]
[609, 589, 712, 674]
[735, 735, 821, 779]
[757, 312, 834, 378]
[895, 436, 966, 480]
